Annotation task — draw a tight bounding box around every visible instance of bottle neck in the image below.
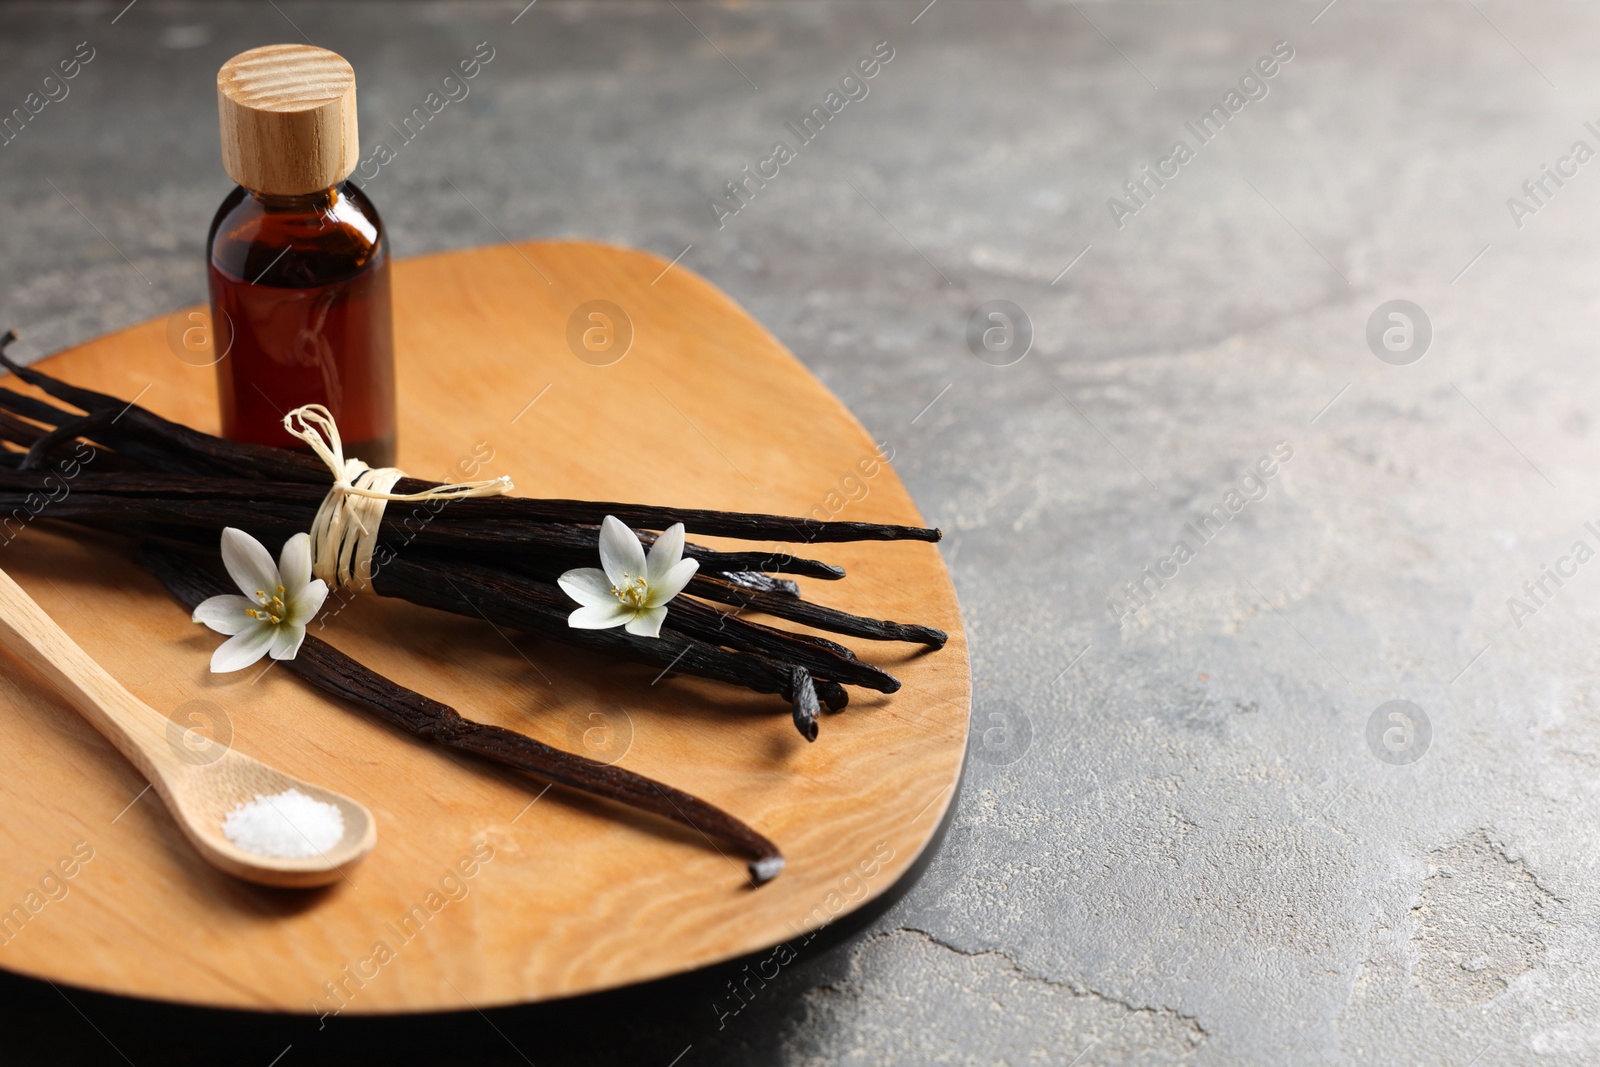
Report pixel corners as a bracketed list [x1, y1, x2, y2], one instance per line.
[248, 186, 339, 212]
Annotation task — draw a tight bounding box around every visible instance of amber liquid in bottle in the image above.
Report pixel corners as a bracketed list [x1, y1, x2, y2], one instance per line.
[207, 182, 396, 467]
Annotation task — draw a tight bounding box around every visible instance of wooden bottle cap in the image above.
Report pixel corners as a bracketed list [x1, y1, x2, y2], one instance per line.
[217, 45, 359, 196]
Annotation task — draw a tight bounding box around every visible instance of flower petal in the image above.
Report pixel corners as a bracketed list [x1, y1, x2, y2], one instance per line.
[647, 523, 686, 585]
[278, 532, 313, 593]
[269, 623, 307, 661]
[624, 606, 667, 638]
[598, 515, 647, 589]
[209, 624, 276, 673]
[220, 527, 280, 600]
[558, 568, 616, 607]
[647, 557, 699, 607]
[568, 602, 632, 630]
[285, 578, 328, 627]
[191, 594, 259, 635]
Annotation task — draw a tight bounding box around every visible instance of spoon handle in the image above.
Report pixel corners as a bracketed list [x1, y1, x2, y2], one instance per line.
[0, 567, 177, 789]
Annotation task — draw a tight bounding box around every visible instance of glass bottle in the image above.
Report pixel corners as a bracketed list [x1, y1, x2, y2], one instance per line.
[209, 44, 396, 467]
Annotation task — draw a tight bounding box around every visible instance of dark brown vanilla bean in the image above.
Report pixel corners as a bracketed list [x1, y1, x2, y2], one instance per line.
[133, 544, 785, 884]
[790, 667, 820, 742]
[0, 488, 834, 590]
[0, 442, 134, 474]
[394, 493, 942, 545]
[0, 387, 226, 478]
[24, 502, 860, 730]
[0, 465, 853, 579]
[0, 337, 938, 560]
[0, 378, 91, 429]
[812, 678, 849, 713]
[0, 457, 942, 654]
[0, 479, 931, 707]
[0, 409, 51, 448]
[0, 333, 937, 545]
[369, 553, 824, 713]
[0, 329, 946, 737]
[0, 462, 940, 656]
[687, 574, 948, 649]
[721, 571, 801, 597]
[20, 409, 116, 470]
[675, 551, 844, 580]
[666, 596, 898, 693]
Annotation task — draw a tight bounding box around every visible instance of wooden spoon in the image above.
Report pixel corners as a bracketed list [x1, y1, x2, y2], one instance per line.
[0, 566, 375, 887]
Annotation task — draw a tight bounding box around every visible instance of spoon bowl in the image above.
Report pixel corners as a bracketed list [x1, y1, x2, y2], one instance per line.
[0, 565, 376, 887]
[164, 747, 377, 888]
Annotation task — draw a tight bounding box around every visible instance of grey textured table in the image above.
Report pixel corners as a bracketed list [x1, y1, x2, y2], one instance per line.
[2, 1, 1597, 1064]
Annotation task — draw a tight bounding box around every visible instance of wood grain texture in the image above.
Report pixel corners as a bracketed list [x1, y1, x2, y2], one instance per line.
[217, 45, 358, 195]
[0, 565, 375, 887]
[0, 241, 969, 1012]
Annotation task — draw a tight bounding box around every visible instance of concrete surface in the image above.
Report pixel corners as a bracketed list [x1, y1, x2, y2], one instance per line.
[3, 0, 1600, 1063]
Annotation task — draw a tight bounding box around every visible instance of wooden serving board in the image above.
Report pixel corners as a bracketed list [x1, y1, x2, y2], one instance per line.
[0, 241, 969, 1012]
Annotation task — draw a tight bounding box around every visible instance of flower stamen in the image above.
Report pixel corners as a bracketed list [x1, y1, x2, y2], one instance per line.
[252, 591, 288, 624]
[611, 573, 649, 610]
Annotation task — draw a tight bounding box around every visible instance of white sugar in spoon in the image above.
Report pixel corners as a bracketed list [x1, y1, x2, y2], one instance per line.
[0, 566, 375, 887]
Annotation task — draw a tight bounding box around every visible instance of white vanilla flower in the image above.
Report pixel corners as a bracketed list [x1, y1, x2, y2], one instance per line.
[558, 516, 699, 638]
[191, 528, 329, 673]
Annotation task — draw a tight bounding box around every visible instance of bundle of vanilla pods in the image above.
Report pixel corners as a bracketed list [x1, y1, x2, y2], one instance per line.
[0, 333, 945, 743]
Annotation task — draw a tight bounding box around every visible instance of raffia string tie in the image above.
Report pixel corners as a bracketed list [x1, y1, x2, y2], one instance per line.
[283, 404, 513, 590]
